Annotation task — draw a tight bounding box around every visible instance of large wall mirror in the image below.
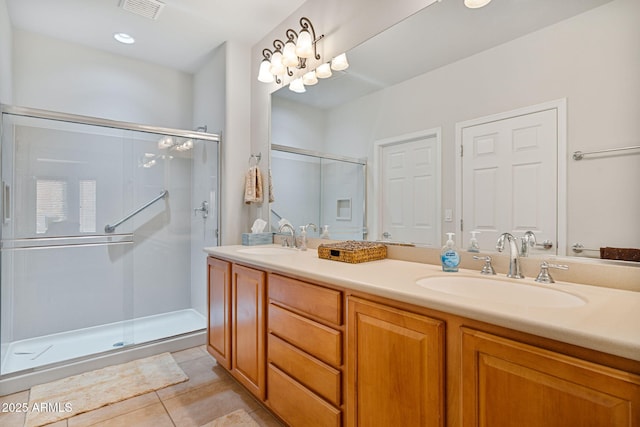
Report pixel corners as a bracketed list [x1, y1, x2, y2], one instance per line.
[270, 0, 639, 262]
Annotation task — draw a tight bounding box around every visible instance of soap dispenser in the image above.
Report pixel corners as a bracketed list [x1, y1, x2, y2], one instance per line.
[320, 225, 330, 239]
[441, 233, 460, 272]
[468, 231, 480, 253]
[298, 225, 308, 251]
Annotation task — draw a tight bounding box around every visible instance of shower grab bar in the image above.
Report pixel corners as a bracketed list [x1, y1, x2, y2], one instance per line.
[1, 234, 134, 250]
[105, 190, 168, 233]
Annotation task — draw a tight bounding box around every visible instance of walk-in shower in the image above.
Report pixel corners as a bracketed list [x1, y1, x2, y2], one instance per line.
[0, 106, 220, 393]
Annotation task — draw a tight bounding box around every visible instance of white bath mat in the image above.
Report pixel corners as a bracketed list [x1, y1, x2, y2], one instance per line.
[25, 352, 188, 427]
[201, 409, 260, 427]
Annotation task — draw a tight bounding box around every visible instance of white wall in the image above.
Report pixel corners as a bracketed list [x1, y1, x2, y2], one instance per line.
[0, 0, 12, 104]
[272, 96, 326, 151]
[322, 0, 639, 251]
[12, 29, 193, 129]
[190, 44, 226, 315]
[222, 40, 252, 244]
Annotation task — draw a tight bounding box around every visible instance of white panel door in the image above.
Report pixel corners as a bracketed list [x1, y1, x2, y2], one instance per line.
[461, 109, 557, 254]
[381, 135, 439, 245]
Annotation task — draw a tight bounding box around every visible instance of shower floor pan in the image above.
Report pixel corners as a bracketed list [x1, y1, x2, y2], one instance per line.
[1, 308, 205, 375]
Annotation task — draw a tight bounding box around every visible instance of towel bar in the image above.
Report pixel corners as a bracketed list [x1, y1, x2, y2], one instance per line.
[572, 144, 640, 160]
[571, 243, 598, 253]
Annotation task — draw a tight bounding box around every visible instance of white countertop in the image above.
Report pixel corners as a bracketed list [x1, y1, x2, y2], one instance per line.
[205, 245, 640, 362]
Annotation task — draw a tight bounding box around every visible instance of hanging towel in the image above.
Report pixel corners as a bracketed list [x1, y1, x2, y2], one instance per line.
[244, 166, 264, 204]
[600, 247, 640, 262]
[255, 166, 264, 203]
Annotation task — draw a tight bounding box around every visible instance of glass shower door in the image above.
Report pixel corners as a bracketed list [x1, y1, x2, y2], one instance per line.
[0, 114, 134, 375]
[122, 129, 218, 345]
[1, 108, 219, 378]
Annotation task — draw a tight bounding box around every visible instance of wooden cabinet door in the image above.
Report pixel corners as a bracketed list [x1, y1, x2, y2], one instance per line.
[347, 297, 445, 427]
[461, 328, 640, 427]
[207, 257, 231, 370]
[232, 263, 266, 400]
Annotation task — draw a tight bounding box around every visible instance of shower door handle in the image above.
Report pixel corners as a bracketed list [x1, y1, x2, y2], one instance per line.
[2, 181, 10, 224]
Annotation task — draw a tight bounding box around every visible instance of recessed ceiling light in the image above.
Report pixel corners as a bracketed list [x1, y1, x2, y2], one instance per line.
[114, 32, 135, 44]
[464, 0, 492, 8]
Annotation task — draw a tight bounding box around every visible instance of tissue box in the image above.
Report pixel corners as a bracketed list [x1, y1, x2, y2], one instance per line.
[242, 232, 274, 246]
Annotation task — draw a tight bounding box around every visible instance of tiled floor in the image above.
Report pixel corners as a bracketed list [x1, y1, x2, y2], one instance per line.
[0, 346, 284, 427]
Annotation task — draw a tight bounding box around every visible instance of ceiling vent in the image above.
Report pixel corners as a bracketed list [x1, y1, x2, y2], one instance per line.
[119, 0, 165, 20]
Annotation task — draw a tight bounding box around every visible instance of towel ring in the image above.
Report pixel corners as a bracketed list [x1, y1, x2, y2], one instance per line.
[249, 153, 261, 166]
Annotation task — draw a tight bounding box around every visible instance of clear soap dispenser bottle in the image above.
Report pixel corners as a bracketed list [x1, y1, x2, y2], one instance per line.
[441, 232, 460, 272]
[468, 231, 480, 253]
[298, 225, 308, 251]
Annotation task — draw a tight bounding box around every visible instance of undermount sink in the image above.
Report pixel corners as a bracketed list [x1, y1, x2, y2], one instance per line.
[237, 247, 297, 255]
[415, 276, 586, 308]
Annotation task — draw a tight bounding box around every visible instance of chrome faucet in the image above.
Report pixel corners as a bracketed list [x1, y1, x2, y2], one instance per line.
[520, 230, 536, 257]
[278, 223, 296, 248]
[473, 255, 496, 275]
[496, 233, 524, 278]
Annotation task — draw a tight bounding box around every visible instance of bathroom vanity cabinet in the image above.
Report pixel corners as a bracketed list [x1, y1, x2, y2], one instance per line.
[267, 274, 344, 426]
[460, 328, 640, 426]
[231, 263, 266, 399]
[207, 258, 266, 399]
[206, 255, 640, 426]
[206, 257, 231, 369]
[346, 297, 444, 427]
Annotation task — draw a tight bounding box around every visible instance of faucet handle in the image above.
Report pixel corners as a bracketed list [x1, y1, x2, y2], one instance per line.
[535, 261, 569, 284]
[473, 255, 496, 275]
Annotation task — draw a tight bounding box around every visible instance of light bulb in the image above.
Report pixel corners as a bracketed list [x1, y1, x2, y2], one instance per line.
[331, 53, 349, 71]
[289, 78, 306, 93]
[282, 40, 298, 67]
[302, 71, 318, 86]
[157, 136, 174, 149]
[257, 59, 274, 83]
[269, 51, 285, 76]
[295, 30, 313, 59]
[315, 63, 332, 79]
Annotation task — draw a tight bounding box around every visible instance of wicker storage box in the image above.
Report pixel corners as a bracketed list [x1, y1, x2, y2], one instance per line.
[317, 240, 387, 263]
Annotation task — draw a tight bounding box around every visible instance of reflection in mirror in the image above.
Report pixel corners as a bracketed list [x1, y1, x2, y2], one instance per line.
[270, 145, 366, 241]
[270, 0, 639, 262]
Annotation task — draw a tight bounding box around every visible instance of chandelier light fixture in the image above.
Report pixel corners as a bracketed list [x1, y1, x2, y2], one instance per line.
[257, 17, 349, 93]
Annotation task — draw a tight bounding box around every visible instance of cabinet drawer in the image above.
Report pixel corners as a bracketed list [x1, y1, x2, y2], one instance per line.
[269, 274, 342, 325]
[268, 364, 341, 427]
[269, 304, 342, 367]
[268, 333, 341, 406]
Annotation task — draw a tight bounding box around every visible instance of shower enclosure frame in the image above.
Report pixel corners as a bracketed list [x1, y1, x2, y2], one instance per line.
[0, 104, 222, 393]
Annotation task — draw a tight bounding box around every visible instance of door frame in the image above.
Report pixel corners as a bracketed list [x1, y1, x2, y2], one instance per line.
[372, 127, 442, 245]
[454, 99, 567, 255]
